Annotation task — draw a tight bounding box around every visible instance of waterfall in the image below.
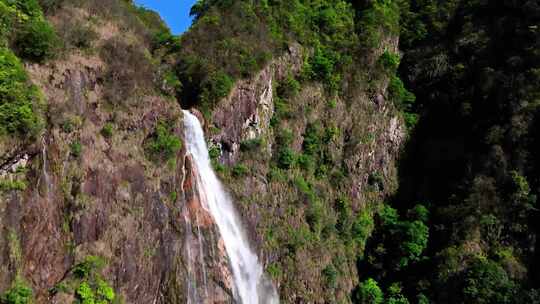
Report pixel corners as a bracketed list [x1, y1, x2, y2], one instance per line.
[39, 135, 52, 198]
[183, 110, 279, 304]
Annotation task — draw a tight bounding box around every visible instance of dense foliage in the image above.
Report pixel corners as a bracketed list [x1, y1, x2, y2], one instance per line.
[0, 0, 52, 140]
[0, 47, 43, 137]
[365, 0, 540, 303]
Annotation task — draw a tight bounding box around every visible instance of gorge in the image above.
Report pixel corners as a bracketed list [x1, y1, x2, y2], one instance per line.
[0, 0, 539, 303]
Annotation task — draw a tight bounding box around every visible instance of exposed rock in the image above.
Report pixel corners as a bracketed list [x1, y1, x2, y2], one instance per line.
[211, 43, 304, 165]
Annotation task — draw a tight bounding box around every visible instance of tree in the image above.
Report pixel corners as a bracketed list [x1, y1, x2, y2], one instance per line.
[354, 278, 384, 304]
[462, 258, 515, 304]
[15, 18, 58, 61]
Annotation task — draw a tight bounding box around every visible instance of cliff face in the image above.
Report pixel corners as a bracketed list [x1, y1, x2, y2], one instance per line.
[1, 38, 186, 304]
[208, 38, 405, 303]
[0, 3, 236, 303]
[0, 1, 406, 303]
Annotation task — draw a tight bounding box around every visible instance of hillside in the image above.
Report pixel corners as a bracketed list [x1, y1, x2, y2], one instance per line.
[0, 0, 538, 303]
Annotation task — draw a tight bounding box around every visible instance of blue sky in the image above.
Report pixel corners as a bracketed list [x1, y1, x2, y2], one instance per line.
[134, 0, 197, 34]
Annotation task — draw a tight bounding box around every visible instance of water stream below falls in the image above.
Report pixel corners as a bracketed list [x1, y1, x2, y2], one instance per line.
[183, 110, 279, 304]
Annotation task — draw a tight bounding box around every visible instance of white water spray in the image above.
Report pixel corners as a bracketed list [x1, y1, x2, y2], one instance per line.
[183, 110, 279, 304]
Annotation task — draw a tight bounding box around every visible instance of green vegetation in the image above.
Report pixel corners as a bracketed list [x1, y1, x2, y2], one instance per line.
[100, 123, 114, 138]
[0, 179, 27, 192]
[0, 47, 43, 138]
[356, 1, 540, 303]
[322, 264, 338, 289]
[172, 0, 361, 111]
[355, 278, 383, 304]
[0, 0, 58, 61]
[70, 140, 82, 158]
[232, 164, 249, 177]
[15, 17, 58, 61]
[0, 278, 32, 304]
[68, 256, 115, 304]
[73, 255, 106, 278]
[145, 120, 182, 162]
[240, 138, 262, 152]
[379, 50, 400, 73]
[0, 0, 533, 303]
[357, 0, 400, 49]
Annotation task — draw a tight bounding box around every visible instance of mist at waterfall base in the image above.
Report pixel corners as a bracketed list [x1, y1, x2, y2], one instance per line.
[183, 110, 279, 304]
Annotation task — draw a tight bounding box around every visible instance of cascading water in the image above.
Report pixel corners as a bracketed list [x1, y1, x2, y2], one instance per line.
[39, 135, 52, 198]
[183, 110, 279, 304]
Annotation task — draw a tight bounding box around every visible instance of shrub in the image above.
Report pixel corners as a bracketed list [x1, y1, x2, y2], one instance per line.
[270, 96, 292, 127]
[240, 138, 262, 152]
[323, 125, 339, 143]
[70, 141, 82, 158]
[398, 220, 429, 267]
[232, 164, 249, 177]
[71, 256, 115, 304]
[402, 112, 419, 130]
[209, 145, 221, 160]
[297, 154, 315, 172]
[0, 278, 32, 304]
[277, 147, 295, 169]
[267, 166, 287, 182]
[96, 279, 115, 302]
[60, 116, 81, 133]
[388, 75, 416, 111]
[358, 0, 400, 48]
[386, 283, 410, 304]
[306, 199, 324, 233]
[200, 70, 234, 111]
[73, 256, 106, 279]
[407, 204, 429, 222]
[101, 123, 114, 138]
[267, 262, 282, 279]
[146, 121, 182, 162]
[277, 74, 301, 98]
[417, 293, 430, 304]
[64, 21, 98, 50]
[462, 258, 515, 304]
[352, 211, 374, 250]
[379, 50, 401, 73]
[379, 205, 399, 226]
[294, 176, 313, 199]
[15, 18, 58, 61]
[302, 123, 322, 156]
[76, 282, 95, 304]
[327, 99, 337, 109]
[62, 120, 74, 133]
[322, 264, 338, 289]
[0, 47, 43, 138]
[0, 179, 27, 192]
[305, 45, 341, 92]
[355, 278, 384, 304]
[335, 197, 353, 239]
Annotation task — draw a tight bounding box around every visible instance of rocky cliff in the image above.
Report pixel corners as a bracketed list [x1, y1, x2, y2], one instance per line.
[0, 1, 407, 303]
